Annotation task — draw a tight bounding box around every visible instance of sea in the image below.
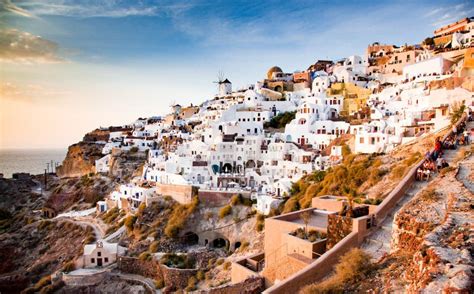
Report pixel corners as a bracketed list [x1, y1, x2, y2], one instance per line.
[0, 149, 67, 178]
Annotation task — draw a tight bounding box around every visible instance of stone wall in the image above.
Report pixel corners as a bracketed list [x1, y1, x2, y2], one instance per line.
[117, 256, 163, 280]
[161, 264, 197, 291]
[157, 183, 195, 204]
[198, 190, 251, 207]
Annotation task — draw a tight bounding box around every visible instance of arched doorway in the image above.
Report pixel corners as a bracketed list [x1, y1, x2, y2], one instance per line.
[234, 241, 242, 250]
[222, 163, 232, 173]
[245, 160, 256, 169]
[182, 232, 199, 245]
[212, 238, 227, 248]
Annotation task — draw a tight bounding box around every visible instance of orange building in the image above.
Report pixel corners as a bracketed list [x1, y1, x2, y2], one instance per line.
[434, 17, 473, 37]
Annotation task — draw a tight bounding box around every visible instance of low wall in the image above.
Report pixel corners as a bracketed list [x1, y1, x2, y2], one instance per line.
[62, 271, 109, 287]
[263, 232, 359, 294]
[161, 264, 198, 291]
[198, 190, 251, 207]
[231, 252, 264, 283]
[156, 183, 195, 204]
[117, 256, 162, 280]
[374, 113, 467, 224]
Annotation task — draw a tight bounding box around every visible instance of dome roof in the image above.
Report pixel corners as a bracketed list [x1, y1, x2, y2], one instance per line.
[267, 66, 283, 79]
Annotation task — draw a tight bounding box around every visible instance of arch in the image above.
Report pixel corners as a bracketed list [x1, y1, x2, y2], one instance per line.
[236, 164, 243, 174]
[222, 163, 232, 173]
[246, 160, 256, 169]
[182, 232, 199, 245]
[212, 238, 228, 248]
[286, 134, 292, 142]
[212, 164, 220, 174]
[234, 241, 242, 250]
[274, 85, 282, 92]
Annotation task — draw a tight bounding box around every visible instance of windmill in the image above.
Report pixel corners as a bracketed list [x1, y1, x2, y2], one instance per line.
[213, 70, 231, 96]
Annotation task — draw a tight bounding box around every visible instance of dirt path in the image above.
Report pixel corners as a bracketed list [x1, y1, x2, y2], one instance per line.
[362, 120, 473, 260]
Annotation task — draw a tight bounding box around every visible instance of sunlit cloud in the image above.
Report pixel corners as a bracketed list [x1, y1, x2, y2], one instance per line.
[0, 81, 70, 102]
[9, 0, 194, 18]
[0, 0, 34, 17]
[0, 28, 64, 63]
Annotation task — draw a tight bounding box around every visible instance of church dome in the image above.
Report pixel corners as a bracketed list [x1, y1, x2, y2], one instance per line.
[267, 66, 283, 79]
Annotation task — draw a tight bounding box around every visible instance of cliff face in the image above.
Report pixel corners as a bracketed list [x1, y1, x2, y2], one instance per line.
[390, 162, 473, 292]
[108, 149, 146, 183]
[56, 142, 103, 178]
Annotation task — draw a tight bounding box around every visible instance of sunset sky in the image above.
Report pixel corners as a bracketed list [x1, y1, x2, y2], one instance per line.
[1, 0, 473, 149]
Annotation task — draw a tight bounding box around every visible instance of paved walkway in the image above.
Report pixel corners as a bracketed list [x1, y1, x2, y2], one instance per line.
[362, 120, 473, 260]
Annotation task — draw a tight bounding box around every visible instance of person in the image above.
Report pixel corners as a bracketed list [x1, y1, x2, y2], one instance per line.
[463, 129, 469, 145]
[441, 159, 449, 168]
[433, 137, 442, 160]
[436, 157, 443, 170]
[452, 125, 457, 136]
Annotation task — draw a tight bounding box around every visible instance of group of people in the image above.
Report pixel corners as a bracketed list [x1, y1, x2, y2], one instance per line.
[417, 155, 449, 181]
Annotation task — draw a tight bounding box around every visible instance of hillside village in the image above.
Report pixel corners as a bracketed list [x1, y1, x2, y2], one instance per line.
[1, 17, 474, 293]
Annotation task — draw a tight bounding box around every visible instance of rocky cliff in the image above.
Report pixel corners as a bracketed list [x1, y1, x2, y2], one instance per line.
[390, 158, 473, 292]
[56, 142, 103, 178]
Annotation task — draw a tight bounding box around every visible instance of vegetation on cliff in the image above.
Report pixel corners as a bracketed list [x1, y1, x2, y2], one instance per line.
[264, 111, 296, 129]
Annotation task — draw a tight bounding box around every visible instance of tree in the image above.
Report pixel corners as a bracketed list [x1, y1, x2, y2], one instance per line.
[422, 37, 434, 46]
[450, 101, 466, 125]
[300, 211, 312, 237]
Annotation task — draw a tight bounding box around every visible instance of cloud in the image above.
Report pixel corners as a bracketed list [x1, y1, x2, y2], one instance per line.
[0, 81, 70, 102]
[0, 28, 64, 63]
[6, 0, 193, 18]
[425, 2, 474, 28]
[0, 0, 34, 17]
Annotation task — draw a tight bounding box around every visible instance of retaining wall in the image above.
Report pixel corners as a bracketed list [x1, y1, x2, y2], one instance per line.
[263, 232, 359, 294]
[156, 183, 195, 204]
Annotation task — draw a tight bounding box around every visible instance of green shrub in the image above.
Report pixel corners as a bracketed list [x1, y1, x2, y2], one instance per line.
[264, 111, 296, 129]
[219, 205, 232, 219]
[130, 146, 139, 153]
[160, 253, 195, 269]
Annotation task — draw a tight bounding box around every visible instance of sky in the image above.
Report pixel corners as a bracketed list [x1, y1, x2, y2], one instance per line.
[0, 0, 473, 149]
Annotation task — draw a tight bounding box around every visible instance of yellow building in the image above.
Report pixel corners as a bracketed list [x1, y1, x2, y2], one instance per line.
[461, 48, 474, 77]
[327, 82, 371, 115]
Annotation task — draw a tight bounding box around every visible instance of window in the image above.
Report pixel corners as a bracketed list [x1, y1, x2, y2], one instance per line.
[98, 252, 101, 257]
[360, 138, 364, 144]
[105, 258, 109, 263]
[91, 258, 95, 263]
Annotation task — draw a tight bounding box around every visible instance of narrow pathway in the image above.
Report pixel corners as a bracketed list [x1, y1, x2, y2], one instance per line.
[362, 120, 473, 260]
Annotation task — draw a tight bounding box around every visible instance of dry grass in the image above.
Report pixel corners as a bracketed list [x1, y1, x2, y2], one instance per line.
[301, 248, 374, 294]
[164, 196, 199, 238]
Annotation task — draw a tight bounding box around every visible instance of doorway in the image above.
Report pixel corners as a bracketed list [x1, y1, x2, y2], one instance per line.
[97, 258, 103, 267]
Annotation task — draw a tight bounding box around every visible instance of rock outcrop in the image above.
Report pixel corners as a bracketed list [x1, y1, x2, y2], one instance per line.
[56, 142, 103, 178]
